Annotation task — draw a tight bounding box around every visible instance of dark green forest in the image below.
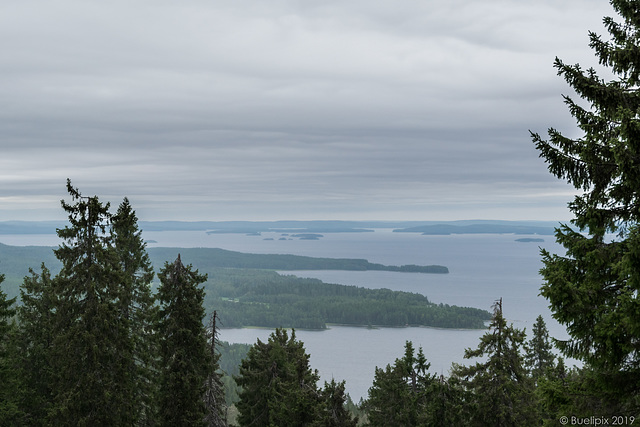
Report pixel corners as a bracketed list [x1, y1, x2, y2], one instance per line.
[201, 268, 489, 329]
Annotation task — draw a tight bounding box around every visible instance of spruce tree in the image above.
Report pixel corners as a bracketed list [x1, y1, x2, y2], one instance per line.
[423, 375, 468, 427]
[48, 180, 134, 426]
[316, 379, 358, 427]
[365, 340, 463, 426]
[366, 341, 434, 426]
[525, 315, 555, 381]
[235, 328, 321, 426]
[530, 0, 640, 413]
[16, 265, 56, 425]
[111, 197, 159, 424]
[203, 311, 227, 427]
[0, 273, 22, 424]
[535, 358, 604, 425]
[157, 255, 211, 427]
[451, 299, 537, 426]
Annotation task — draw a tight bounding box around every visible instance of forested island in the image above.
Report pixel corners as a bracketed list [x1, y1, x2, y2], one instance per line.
[201, 268, 490, 329]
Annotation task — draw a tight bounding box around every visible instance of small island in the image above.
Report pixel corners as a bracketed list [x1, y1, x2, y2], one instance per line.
[515, 238, 544, 243]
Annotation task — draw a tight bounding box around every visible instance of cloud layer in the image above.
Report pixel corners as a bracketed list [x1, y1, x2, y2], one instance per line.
[0, 0, 614, 220]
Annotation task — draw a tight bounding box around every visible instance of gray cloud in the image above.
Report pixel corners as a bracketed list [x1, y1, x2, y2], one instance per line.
[0, 0, 615, 221]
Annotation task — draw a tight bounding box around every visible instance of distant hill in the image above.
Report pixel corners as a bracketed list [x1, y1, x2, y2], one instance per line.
[0, 243, 447, 300]
[0, 243, 60, 296]
[0, 221, 65, 234]
[146, 247, 448, 274]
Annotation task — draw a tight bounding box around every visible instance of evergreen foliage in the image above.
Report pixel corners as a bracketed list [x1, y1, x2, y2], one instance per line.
[111, 197, 159, 424]
[156, 255, 212, 427]
[317, 379, 359, 427]
[535, 357, 568, 424]
[451, 299, 538, 426]
[525, 315, 555, 381]
[530, 0, 640, 414]
[366, 341, 433, 426]
[203, 311, 228, 427]
[235, 328, 322, 426]
[15, 265, 56, 426]
[365, 341, 467, 427]
[48, 181, 136, 426]
[9, 183, 162, 425]
[0, 273, 22, 425]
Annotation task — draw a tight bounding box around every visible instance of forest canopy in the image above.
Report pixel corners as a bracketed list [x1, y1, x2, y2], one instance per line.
[202, 268, 490, 329]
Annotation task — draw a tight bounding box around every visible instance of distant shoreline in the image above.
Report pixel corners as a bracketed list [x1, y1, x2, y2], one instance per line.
[0, 219, 561, 235]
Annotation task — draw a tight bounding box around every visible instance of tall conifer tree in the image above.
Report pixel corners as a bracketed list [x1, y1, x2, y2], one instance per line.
[525, 315, 555, 381]
[317, 379, 358, 427]
[16, 265, 56, 425]
[157, 255, 211, 427]
[366, 341, 433, 426]
[451, 299, 537, 426]
[0, 273, 21, 424]
[366, 340, 464, 426]
[111, 197, 159, 425]
[203, 311, 227, 427]
[530, 0, 640, 413]
[235, 328, 321, 427]
[48, 180, 134, 426]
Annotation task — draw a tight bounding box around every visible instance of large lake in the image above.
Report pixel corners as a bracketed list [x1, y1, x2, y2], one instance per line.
[1, 228, 572, 401]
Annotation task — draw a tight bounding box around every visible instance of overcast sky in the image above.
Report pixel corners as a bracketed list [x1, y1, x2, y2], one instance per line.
[0, 0, 617, 221]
